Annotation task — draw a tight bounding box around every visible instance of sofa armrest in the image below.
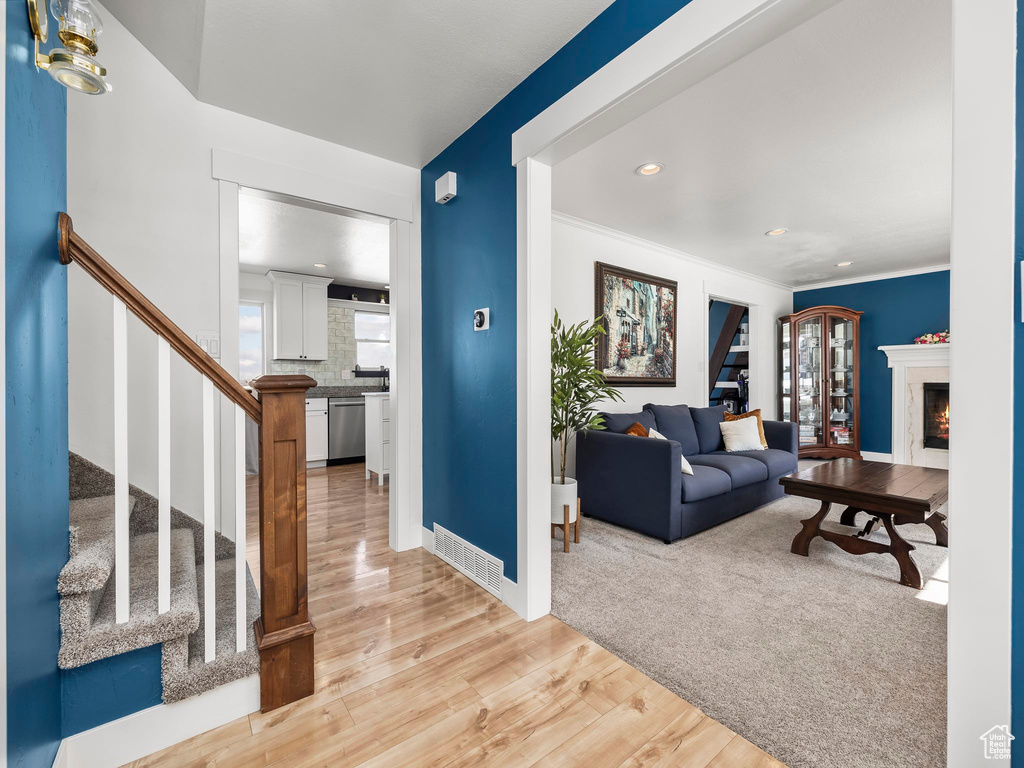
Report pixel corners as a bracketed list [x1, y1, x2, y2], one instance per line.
[574, 430, 682, 541]
[763, 420, 798, 455]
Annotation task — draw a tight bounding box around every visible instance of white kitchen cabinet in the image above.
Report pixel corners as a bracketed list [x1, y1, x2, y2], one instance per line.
[364, 393, 390, 485]
[305, 397, 328, 465]
[268, 271, 332, 361]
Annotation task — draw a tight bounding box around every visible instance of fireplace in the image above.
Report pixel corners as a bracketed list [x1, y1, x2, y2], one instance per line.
[922, 382, 949, 450]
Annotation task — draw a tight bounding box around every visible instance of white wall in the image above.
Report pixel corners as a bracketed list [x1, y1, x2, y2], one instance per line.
[551, 214, 792, 474]
[67, 4, 420, 518]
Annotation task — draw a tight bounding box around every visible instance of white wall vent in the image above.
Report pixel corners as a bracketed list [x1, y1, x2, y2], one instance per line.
[433, 524, 503, 597]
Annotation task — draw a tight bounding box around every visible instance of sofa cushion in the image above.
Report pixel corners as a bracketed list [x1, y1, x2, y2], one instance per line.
[643, 404, 700, 455]
[680, 465, 732, 503]
[690, 405, 729, 453]
[688, 454, 768, 489]
[711, 448, 798, 478]
[600, 410, 656, 434]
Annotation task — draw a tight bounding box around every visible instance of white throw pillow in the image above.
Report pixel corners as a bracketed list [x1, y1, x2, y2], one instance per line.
[720, 417, 767, 452]
[649, 428, 694, 475]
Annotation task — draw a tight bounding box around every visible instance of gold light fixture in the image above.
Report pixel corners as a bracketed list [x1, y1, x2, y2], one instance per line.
[28, 0, 110, 95]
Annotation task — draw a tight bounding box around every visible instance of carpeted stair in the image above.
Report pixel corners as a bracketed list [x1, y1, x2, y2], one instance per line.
[60, 453, 259, 703]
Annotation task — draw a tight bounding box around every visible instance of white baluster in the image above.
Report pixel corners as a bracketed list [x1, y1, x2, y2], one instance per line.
[203, 377, 216, 662]
[234, 405, 246, 653]
[157, 338, 170, 614]
[113, 297, 129, 624]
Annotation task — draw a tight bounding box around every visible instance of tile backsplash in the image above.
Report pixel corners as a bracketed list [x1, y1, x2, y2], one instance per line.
[268, 306, 385, 387]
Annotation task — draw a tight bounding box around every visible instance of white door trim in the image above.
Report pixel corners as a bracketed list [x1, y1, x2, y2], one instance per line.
[513, 0, 1013, 762]
[213, 151, 423, 553]
[947, 0, 1015, 762]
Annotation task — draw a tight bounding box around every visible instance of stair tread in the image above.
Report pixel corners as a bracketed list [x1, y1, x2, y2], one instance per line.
[59, 528, 200, 669]
[162, 558, 260, 703]
[60, 495, 138, 595]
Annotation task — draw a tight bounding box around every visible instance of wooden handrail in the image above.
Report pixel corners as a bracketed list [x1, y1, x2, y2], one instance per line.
[58, 212, 261, 424]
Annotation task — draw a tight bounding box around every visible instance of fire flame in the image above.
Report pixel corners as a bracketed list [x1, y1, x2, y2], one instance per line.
[937, 402, 950, 440]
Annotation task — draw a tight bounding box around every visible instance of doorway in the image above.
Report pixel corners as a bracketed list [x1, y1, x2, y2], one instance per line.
[513, 0, 1013, 763]
[213, 151, 422, 555]
[707, 299, 750, 411]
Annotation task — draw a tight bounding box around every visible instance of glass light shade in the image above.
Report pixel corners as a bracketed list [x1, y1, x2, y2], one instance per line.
[49, 0, 103, 45]
[46, 47, 108, 94]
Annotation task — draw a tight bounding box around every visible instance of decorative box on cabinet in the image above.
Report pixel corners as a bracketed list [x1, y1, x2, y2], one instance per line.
[267, 271, 332, 361]
[364, 392, 390, 485]
[305, 397, 328, 466]
[778, 305, 862, 459]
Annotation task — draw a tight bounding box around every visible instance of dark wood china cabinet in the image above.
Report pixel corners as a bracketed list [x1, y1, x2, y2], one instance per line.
[778, 306, 862, 459]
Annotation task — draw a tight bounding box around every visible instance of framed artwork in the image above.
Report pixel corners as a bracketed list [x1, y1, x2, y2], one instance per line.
[594, 262, 677, 386]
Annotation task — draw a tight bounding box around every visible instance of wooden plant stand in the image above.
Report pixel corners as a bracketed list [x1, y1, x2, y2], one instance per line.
[551, 499, 582, 553]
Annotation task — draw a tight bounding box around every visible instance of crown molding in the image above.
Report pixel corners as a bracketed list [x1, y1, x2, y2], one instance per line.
[793, 264, 950, 292]
[551, 212, 793, 292]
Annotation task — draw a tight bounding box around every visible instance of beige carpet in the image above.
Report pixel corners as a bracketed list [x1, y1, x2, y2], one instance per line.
[551, 492, 947, 768]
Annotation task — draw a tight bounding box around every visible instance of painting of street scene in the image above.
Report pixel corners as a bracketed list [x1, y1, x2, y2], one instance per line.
[594, 262, 677, 386]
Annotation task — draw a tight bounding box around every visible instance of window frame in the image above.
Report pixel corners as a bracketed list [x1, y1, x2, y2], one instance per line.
[239, 299, 268, 382]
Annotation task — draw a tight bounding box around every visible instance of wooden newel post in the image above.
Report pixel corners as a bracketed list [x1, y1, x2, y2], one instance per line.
[251, 374, 317, 712]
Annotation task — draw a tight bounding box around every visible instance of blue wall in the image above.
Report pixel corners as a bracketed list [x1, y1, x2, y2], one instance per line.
[60, 645, 163, 737]
[793, 270, 950, 455]
[6, 2, 68, 764]
[421, 0, 694, 582]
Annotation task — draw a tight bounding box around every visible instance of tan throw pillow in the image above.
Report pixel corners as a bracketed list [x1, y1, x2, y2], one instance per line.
[625, 421, 649, 437]
[723, 409, 768, 449]
[649, 428, 694, 475]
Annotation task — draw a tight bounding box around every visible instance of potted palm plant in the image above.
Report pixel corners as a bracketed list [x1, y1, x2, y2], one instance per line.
[551, 311, 623, 530]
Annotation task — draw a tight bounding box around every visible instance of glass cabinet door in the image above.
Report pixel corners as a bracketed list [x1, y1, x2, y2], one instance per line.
[796, 315, 823, 447]
[827, 315, 855, 449]
[780, 322, 792, 422]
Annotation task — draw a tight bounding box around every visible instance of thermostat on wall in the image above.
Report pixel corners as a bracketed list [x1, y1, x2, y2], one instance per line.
[435, 171, 457, 204]
[474, 308, 489, 331]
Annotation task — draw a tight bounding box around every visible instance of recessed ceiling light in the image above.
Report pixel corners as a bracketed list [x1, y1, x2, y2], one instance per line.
[836, 261, 853, 267]
[765, 228, 788, 237]
[636, 163, 664, 176]
[384, 284, 390, 289]
[313, 263, 327, 268]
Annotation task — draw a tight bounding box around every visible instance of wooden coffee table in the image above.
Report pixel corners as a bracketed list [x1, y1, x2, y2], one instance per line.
[779, 459, 948, 589]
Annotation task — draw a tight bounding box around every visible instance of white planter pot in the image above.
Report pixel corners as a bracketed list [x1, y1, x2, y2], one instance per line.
[551, 478, 578, 525]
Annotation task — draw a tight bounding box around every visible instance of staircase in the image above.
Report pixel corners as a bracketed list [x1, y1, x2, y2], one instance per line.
[57, 212, 317, 716]
[708, 301, 749, 408]
[59, 454, 259, 702]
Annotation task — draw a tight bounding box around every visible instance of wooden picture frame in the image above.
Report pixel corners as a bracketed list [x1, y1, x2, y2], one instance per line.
[594, 261, 677, 386]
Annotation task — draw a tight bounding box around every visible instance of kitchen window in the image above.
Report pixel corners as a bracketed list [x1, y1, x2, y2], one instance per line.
[355, 310, 390, 370]
[239, 301, 266, 383]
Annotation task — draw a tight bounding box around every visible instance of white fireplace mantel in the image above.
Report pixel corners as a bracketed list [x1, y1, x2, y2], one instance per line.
[880, 344, 950, 466]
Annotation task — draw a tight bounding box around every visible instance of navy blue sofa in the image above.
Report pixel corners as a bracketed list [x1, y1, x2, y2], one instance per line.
[576, 404, 798, 543]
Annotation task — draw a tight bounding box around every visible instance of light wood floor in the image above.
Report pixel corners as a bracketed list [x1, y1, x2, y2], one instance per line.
[128, 463, 785, 768]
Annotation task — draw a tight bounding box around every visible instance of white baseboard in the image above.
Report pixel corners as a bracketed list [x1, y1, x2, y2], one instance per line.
[58, 674, 259, 768]
[421, 525, 434, 553]
[51, 740, 69, 768]
[861, 451, 894, 462]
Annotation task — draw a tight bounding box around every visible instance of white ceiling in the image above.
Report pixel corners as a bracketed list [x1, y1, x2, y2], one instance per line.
[238, 193, 390, 288]
[551, 0, 952, 288]
[97, 0, 615, 167]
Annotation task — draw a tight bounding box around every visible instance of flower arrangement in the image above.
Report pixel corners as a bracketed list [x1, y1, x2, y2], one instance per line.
[914, 330, 949, 345]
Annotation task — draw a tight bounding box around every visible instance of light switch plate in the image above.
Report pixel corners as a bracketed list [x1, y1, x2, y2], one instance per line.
[196, 329, 220, 358]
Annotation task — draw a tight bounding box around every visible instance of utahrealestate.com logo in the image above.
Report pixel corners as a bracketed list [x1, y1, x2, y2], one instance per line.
[980, 726, 1014, 760]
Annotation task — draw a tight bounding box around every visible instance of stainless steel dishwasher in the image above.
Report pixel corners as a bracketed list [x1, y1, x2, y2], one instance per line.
[328, 397, 366, 461]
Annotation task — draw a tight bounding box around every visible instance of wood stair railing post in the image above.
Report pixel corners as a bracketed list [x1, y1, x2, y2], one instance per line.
[251, 374, 317, 712]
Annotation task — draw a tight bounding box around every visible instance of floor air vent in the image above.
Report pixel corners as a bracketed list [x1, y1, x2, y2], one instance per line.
[433, 524, 503, 597]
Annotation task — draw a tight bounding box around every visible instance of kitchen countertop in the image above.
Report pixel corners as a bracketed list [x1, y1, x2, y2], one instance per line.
[306, 385, 387, 399]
